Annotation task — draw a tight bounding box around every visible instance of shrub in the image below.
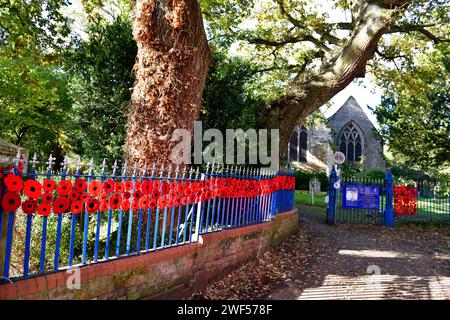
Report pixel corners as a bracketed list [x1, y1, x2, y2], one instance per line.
[293, 169, 329, 191]
[363, 169, 385, 180]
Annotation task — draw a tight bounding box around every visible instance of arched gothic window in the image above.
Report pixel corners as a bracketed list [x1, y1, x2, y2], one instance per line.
[289, 125, 307, 162]
[339, 123, 363, 163]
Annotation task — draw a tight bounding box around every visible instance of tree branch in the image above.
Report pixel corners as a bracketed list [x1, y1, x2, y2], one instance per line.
[246, 34, 331, 52]
[387, 24, 449, 43]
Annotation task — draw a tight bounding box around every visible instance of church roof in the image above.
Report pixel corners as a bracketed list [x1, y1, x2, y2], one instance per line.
[326, 96, 378, 129]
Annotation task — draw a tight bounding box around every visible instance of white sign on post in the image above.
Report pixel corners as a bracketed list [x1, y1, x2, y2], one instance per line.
[333, 151, 345, 165]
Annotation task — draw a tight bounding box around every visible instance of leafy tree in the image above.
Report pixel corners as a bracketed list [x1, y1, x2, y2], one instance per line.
[0, 0, 72, 163]
[0, 0, 70, 57]
[374, 45, 450, 169]
[200, 49, 265, 131]
[198, 0, 449, 154]
[64, 16, 137, 163]
[128, 0, 449, 165]
[0, 56, 71, 161]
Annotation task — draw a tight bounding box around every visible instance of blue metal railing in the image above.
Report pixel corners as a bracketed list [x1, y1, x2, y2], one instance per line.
[0, 160, 294, 282]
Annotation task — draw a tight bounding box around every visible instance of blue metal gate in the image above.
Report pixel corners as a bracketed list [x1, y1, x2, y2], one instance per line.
[326, 168, 394, 227]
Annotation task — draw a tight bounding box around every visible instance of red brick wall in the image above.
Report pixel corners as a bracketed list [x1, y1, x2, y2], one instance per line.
[0, 209, 298, 300]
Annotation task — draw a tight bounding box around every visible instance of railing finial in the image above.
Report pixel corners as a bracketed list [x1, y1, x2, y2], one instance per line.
[29, 153, 39, 168]
[122, 160, 128, 176]
[142, 162, 147, 176]
[112, 159, 118, 175]
[101, 158, 107, 174]
[13, 148, 21, 166]
[61, 156, 69, 171]
[159, 163, 165, 177]
[46, 153, 56, 171]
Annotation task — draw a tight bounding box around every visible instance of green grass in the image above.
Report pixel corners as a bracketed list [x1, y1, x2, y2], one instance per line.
[294, 190, 327, 207]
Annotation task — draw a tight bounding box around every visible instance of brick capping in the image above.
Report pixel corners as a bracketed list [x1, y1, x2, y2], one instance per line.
[0, 209, 299, 300]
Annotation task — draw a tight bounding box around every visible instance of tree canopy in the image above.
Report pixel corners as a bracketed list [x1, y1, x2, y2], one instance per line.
[374, 44, 450, 169]
[0, 0, 449, 168]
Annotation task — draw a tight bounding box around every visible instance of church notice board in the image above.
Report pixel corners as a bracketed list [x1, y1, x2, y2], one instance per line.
[341, 184, 380, 210]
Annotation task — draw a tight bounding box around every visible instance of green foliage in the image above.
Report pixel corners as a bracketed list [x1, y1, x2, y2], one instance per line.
[200, 48, 265, 131]
[292, 169, 329, 191]
[363, 169, 385, 180]
[374, 44, 450, 169]
[0, 0, 70, 56]
[64, 16, 136, 163]
[294, 190, 327, 207]
[0, 56, 71, 159]
[340, 164, 385, 180]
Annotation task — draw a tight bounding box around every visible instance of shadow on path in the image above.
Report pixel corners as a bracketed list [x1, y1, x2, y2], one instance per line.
[268, 205, 450, 300]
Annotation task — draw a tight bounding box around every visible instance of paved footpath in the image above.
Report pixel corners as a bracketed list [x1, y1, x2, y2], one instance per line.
[190, 205, 450, 300]
[268, 205, 450, 300]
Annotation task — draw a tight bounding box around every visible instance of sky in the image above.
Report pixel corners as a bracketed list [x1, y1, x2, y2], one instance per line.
[321, 79, 382, 129]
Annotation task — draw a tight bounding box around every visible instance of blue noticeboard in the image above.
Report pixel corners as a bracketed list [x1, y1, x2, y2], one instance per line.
[342, 184, 380, 210]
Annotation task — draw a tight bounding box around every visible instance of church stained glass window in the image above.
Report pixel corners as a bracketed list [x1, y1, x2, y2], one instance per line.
[339, 123, 363, 163]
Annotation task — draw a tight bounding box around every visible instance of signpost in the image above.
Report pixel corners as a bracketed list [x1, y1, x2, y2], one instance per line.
[333, 151, 345, 165]
[342, 184, 381, 210]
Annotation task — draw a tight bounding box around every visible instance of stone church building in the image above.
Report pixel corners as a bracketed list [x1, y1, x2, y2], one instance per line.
[287, 96, 385, 174]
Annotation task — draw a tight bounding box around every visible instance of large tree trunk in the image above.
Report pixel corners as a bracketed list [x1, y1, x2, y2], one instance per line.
[259, 0, 407, 157]
[126, 0, 210, 166]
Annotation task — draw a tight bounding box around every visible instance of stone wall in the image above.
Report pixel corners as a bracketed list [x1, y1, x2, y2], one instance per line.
[0, 138, 29, 172]
[327, 97, 385, 171]
[0, 209, 299, 300]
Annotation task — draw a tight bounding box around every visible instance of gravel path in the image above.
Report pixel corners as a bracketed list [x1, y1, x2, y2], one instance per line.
[190, 205, 450, 300]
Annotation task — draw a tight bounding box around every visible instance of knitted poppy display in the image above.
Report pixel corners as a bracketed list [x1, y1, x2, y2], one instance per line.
[139, 196, 149, 209]
[56, 180, 72, 196]
[133, 190, 143, 200]
[37, 203, 51, 217]
[121, 199, 131, 211]
[177, 183, 186, 195]
[69, 190, 80, 202]
[80, 192, 91, 203]
[151, 190, 160, 200]
[23, 180, 42, 199]
[131, 201, 139, 211]
[115, 182, 125, 194]
[41, 192, 54, 204]
[53, 197, 70, 214]
[173, 196, 181, 207]
[125, 180, 133, 191]
[88, 181, 102, 197]
[123, 191, 132, 200]
[22, 199, 37, 215]
[149, 199, 157, 209]
[99, 201, 108, 212]
[86, 198, 100, 213]
[157, 196, 168, 209]
[109, 194, 122, 209]
[4, 174, 23, 193]
[70, 201, 83, 214]
[99, 192, 109, 202]
[2, 192, 21, 212]
[141, 180, 153, 195]
[394, 185, 418, 216]
[42, 179, 56, 192]
[153, 180, 161, 191]
[134, 181, 141, 192]
[161, 182, 170, 194]
[102, 179, 115, 193]
[74, 178, 87, 193]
